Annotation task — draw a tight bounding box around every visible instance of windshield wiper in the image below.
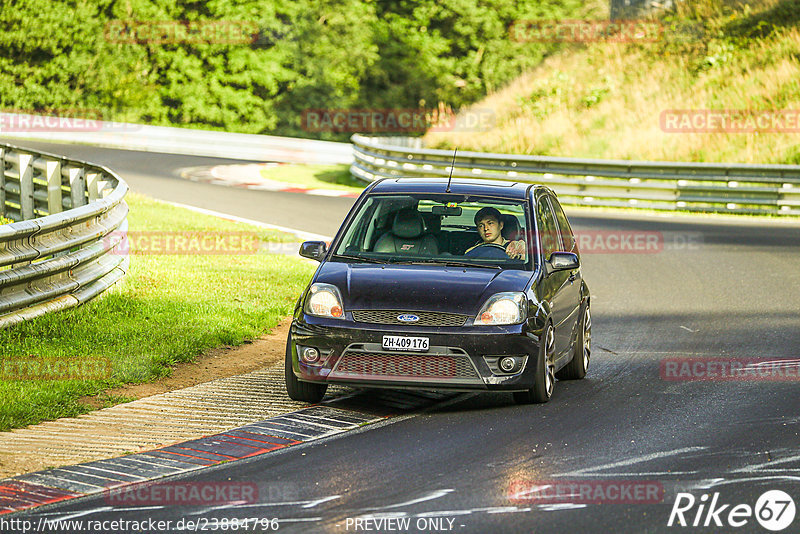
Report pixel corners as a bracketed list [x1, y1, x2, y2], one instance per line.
[390, 259, 502, 270]
[332, 254, 388, 264]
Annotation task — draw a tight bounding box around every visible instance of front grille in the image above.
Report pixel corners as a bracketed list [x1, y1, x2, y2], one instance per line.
[331, 351, 479, 381]
[351, 310, 468, 327]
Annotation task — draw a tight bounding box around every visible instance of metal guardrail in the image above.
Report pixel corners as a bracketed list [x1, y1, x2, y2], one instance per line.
[351, 134, 800, 215]
[0, 143, 128, 329]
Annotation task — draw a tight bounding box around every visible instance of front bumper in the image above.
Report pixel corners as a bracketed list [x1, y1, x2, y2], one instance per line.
[289, 315, 542, 392]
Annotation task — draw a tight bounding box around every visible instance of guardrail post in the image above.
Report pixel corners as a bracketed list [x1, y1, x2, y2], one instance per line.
[18, 153, 34, 220]
[86, 171, 100, 203]
[45, 160, 62, 215]
[68, 167, 86, 208]
[0, 146, 5, 218]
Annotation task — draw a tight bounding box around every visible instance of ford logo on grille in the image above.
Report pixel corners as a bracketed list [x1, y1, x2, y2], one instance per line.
[397, 314, 419, 323]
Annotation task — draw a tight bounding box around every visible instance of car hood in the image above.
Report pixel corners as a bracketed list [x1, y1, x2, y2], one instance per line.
[314, 261, 534, 315]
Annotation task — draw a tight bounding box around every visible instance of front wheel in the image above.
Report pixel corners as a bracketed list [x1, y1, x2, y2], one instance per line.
[514, 322, 555, 404]
[284, 334, 328, 403]
[556, 304, 591, 380]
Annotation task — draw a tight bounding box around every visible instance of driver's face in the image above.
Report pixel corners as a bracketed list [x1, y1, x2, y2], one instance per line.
[477, 216, 504, 244]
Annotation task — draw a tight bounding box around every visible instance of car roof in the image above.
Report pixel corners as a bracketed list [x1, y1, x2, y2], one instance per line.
[368, 177, 548, 199]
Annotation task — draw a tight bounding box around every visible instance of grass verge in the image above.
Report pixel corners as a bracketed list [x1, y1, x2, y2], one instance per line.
[260, 163, 367, 193]
[0, 193, 316, 431]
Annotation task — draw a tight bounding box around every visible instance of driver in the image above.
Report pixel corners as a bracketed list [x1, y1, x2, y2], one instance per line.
[465, 207, 526, 259]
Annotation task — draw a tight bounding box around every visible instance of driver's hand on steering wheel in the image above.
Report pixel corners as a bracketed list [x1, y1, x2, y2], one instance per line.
[506, 239, 526, 260]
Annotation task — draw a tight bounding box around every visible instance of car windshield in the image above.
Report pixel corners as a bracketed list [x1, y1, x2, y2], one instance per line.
[333, 193, 535, 270]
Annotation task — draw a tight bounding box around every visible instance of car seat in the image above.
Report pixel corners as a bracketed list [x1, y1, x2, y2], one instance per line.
[373, 209, 439, 255]
[501, 214, 522, 241]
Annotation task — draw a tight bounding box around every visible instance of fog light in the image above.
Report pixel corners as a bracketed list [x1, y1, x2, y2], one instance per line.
[499, 357, 516, 373]
[301, 347, 320, 363]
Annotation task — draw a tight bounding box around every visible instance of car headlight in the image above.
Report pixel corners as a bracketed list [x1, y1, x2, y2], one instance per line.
[305, 283, 345, 319]
[475, 292, 526, 325]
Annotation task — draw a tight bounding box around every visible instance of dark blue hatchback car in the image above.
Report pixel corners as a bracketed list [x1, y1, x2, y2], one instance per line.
[286, 177, 590, 404]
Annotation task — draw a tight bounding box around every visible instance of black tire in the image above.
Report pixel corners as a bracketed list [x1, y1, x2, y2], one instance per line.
[514, 322, 555, 404]
[284, 334, 328, 403]
[556, 304, 591, 381]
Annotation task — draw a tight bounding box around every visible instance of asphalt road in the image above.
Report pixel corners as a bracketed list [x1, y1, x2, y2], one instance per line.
[8, 140, 353, 237]
[11, 140, 800, 533]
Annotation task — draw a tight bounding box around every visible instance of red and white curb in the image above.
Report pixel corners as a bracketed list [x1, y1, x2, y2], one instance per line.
[0, 406, 384, 516]
[179, 164, 361, 198]
[1, 389, 455, 516]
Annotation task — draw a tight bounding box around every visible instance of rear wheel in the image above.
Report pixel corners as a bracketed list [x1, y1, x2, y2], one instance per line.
[514, 322, 555, 404]
[284, 334, 328, 403]
[556, 304, 591, 380]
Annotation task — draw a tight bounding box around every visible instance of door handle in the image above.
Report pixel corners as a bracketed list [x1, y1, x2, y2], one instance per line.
[568, 272, 576, 283]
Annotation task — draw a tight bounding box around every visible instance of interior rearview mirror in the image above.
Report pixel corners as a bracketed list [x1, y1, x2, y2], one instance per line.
[432, 205, 462, 216]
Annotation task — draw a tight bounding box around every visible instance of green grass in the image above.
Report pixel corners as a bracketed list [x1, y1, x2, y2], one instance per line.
[127, 192, 299, 242]
[260, 164, 367, 193]
[0, 194, 316, 431]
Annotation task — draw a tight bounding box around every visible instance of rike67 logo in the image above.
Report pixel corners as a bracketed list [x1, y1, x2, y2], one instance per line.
[668, 490, 796, 531]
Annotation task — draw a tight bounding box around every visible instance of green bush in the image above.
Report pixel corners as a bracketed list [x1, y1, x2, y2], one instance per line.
[0, 0, 587, 140]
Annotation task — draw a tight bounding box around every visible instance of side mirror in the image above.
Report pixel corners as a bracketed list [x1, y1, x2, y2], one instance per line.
[548, 251, 579, 272]
[299, 241, 327, 261]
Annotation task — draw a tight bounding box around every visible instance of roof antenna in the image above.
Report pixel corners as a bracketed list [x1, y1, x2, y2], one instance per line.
[446, 147, 457, 193]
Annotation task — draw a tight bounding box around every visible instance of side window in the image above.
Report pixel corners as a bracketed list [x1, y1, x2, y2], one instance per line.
[550, 196, 575, 251]
[536, 196, 559, 259]
[337, 198, 377, 253]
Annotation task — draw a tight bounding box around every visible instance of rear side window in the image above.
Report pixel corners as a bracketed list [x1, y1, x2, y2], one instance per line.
[536, 195, 559, 259]
[549, 196, 575, 251]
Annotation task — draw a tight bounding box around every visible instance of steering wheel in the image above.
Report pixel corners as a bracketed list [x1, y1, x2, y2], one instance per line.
[464, 243, 509, 259]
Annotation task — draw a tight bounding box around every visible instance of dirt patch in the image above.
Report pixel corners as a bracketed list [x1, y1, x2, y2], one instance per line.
[79, 317, 291, 408]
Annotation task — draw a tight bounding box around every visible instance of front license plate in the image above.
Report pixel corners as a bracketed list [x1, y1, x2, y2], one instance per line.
[382, 335, 429, 352]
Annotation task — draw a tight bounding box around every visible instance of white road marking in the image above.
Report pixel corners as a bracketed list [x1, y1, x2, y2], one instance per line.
[158, 199, 332, 241]
[706, 475, 800, 488]
[733, 452, 800, 473]
[558, 446, 707, 476]
[380, 489, 455, 510]
[188, 496, 342, 516]
[415, 509, 473, 517]
[47, 507, 113, 521]
[555, 471, 699, 477]
[479, 506, 532, 514]
[538, 503, 587, 511]
[680, 326, 697, 332]
[302, 495, 342, 508]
